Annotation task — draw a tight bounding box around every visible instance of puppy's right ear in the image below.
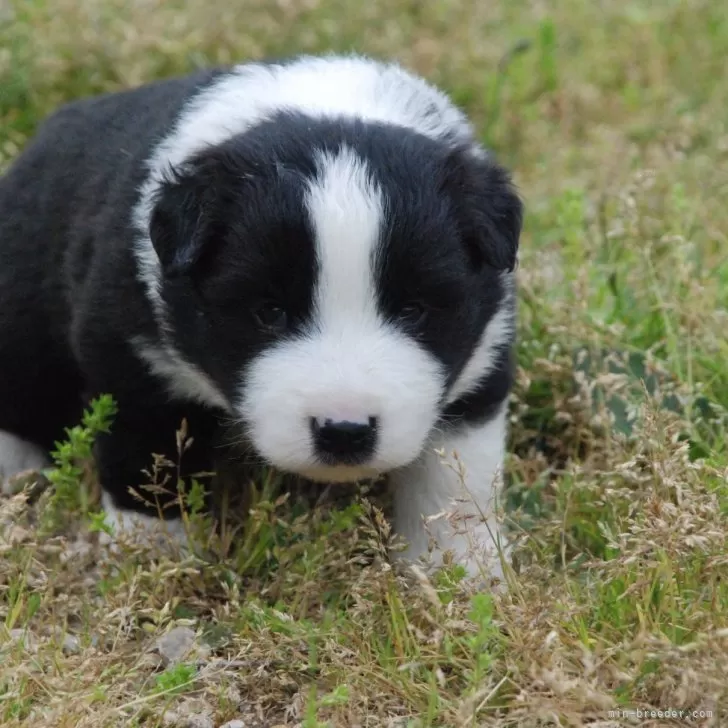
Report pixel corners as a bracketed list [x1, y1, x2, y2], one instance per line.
[442, 147, 523, 273]
[149, 166, 210, 278]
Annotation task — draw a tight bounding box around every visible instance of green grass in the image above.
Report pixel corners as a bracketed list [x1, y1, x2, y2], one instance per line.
[1, 0, 728, 725]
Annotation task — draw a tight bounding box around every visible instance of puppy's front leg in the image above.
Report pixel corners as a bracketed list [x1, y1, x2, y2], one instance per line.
[90, 392, 219, 552]
[389, 402, 511, 581]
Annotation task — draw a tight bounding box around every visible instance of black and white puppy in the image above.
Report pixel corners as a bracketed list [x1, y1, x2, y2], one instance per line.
[0, 55, 521, 578]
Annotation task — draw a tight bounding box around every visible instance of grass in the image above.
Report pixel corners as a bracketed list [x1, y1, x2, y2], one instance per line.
[1, 0, 727, 725]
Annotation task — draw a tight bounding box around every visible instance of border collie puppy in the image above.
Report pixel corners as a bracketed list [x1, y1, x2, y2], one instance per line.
[0, 55, 521, 579]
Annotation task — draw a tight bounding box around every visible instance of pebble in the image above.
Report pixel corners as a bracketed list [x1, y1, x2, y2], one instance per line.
[61, 633, 81, 655]
[154, 626, 198, 666]
[161, 698, 215, 728]
[162, 713, 214, 728]
[7, 628, 38, 653]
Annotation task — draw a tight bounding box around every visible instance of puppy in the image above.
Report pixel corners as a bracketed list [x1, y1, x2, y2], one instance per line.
[0, 55, 522, 579]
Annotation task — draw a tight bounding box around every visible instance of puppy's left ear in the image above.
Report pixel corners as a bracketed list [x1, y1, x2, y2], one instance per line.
[444, 147, 523, 272]
[149, 165, 212, 279]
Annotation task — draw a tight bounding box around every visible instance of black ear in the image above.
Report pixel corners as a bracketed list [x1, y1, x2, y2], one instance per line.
[149, 166, 211, 278]
[444, 148, 523, 272]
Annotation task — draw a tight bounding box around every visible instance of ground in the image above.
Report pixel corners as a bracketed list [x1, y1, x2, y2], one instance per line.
[1, 0, 727, 726]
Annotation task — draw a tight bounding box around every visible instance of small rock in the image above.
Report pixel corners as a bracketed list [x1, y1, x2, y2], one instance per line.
[154, 626, 197, 666]
[161, 698, 215, 728]
[185, 716, 214, 728]
[41, 628, 82, 656]
[223, 686, 242, 706]
[7, 629, 38, 653]
[219, 720, 246, 728]
[162, 711, 181, 727]
[61, 633, 81, 655]
[138, 651, 166, 670]
[5, 525, 32, 545]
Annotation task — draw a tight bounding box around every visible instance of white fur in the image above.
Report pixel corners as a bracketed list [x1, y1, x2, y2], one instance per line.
[130, 55, 480, 400]
[308, 148, 383, 340]
[100, 492, 189, 551]
[240, 147, 445, 481]
[446, 273, 516, 404]
[131, 336, 232, 412]
[0, 430, 50, 493]
[388, 403, 511, 579]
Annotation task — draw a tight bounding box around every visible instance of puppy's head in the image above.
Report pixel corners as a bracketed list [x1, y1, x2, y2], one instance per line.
[148, 114, 522, 482]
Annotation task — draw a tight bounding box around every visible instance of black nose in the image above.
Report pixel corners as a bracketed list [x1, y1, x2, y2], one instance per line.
[310, 416, 378, 464]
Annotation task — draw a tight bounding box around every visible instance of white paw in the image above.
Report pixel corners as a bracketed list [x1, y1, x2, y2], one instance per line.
[100, 492, 189, 554]
[0, 431, 50, 494]
[392, 518, 510, 585]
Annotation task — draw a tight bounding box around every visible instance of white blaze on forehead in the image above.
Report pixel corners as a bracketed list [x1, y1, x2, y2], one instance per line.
[304, 147, 384, 329]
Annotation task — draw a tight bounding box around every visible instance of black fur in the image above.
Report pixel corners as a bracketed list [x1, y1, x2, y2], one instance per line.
[0, 71, 224, 513]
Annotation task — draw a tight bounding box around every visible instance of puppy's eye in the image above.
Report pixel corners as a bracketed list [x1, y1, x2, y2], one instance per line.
[398, 302, 428, 328]
[253, 303, 288, 332]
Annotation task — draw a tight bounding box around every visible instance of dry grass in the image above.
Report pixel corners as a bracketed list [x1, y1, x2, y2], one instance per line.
[1, 0, 728, 725]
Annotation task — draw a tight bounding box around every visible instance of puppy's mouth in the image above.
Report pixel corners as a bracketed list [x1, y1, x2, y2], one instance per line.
[295, 463, 383, 484]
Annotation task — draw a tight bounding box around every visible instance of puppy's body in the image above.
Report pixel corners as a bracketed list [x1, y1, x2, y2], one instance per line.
[0, 56, 521, 577]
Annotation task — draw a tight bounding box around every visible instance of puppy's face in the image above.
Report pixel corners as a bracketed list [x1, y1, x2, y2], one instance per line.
[149, 115, 521, 482]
